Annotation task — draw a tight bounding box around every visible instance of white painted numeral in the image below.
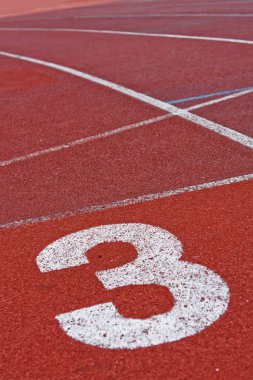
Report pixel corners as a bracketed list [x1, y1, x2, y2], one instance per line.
[37, 223, 229, 349]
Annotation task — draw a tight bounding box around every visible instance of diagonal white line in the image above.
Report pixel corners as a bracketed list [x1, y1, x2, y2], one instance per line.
[0, 50, 253, 153]
[1, 51, 253, 228]
[0, 88, 252, 167]
[0, 27, 252, 45]
[0, 115, 168, 167]
[1, 173, 253, 229]
[185, 89, 253, 110]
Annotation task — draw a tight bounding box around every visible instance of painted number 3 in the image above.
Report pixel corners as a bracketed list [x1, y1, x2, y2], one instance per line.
[37, 223, 229, 349]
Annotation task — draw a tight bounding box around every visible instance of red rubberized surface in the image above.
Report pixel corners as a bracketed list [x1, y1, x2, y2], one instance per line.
[195, 92, 253, 138]
[0, 31, 251, 103]
[1, 0, 253, 39]
[1, 181, 253, 379]
[2, 115, 253, 224]
[0, 57, 160, 160]
[1, 0, 253, 378]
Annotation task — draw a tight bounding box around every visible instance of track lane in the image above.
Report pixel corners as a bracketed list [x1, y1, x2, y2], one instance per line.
[1, 179, 252, 379]
[0, 30, 251, 103]
[1, 0, 253, 40]
[1, 44, 252, 163]
[2, 115, 253, 225]
[0, 56, 161, 160]
[1, 30, 253, 226]
[194, 92, 253, 138]
[1, 17, 251, 41]
[1, 87, 252, 167]
[1, 1, 253, 379]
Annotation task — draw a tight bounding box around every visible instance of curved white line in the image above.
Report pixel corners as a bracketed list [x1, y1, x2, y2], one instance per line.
[1, 88, 252, 167]
[1, 50, 253, 151]
[0, 27, 252, 45]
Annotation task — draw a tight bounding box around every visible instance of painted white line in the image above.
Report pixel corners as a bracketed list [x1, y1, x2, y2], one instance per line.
[1, 173, 253, 229]
[1, 50, 253, 151]
[0, 27, 252, 45]
[75, 13, 253, 18]
[186, 88, 253, 110]
[1, 88, 252, 167]
[0, 115, 168, 167]
[2, 11, 253, 21]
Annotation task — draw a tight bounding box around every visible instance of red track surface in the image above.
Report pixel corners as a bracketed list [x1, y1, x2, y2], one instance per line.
[1, 1, 253, 379]
[1, 181, 253, 379]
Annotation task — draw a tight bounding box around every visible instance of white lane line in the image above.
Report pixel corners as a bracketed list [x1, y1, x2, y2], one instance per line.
[1, 51, 253, 150]
[0, 27, 252, 45]
[2, 11, 253, 21]
[186, 88, 253, 110]
[1, 173, 253, 229]
[75, 13, 253, 18]
[1, 88, 252, 167]
[0, 115, 168, 167]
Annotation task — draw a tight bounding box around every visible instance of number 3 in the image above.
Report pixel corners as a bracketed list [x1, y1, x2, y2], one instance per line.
[37, 223, 229, 349]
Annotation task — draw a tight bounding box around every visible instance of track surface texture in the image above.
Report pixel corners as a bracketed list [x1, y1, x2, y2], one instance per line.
[0, 1, 253, 379]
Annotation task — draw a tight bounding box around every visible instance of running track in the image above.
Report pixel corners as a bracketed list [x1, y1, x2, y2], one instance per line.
[0, 0, 253, 379]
